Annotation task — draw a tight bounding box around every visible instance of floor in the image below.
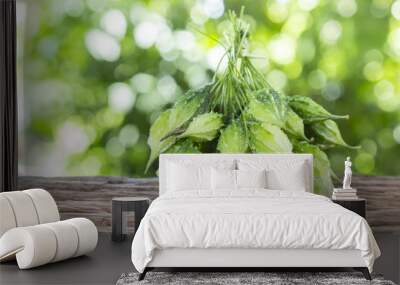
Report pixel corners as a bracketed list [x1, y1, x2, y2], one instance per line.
[1, 232, 399, 285]
[374, 232, 400, 284]
[0, 233, 133, 285]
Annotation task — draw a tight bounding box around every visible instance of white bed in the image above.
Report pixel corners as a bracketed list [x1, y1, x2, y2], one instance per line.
[131, 154, 380, 280]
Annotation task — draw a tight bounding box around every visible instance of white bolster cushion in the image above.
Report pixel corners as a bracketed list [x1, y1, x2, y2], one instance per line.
[0, 192, 39, 227]
[0, 218, 98, 269]
[0, 196, 17, 237]
[0, 189, 60, 238]
[23, 189, 60, 224]
[0, 226, 57, 269]
[42, 221, 79, 262]
[64, 218, 98, 257]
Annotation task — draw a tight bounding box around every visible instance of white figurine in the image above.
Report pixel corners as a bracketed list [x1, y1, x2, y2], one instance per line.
[342, 157, 352, 189]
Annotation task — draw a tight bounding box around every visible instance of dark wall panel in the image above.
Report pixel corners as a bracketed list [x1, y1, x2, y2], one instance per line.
[0, 0, 18, 192]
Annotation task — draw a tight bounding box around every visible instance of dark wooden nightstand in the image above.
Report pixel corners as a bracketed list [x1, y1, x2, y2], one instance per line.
[332, 198, 366, 218]
[112, 197, 150, 242]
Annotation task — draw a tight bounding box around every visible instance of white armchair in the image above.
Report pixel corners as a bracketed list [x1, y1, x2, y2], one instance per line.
[0, 189, 98, 269]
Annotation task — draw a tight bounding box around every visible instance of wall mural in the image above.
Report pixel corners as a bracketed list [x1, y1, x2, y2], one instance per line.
[146, 10, 356, 195]
[17, 0, 400, 183]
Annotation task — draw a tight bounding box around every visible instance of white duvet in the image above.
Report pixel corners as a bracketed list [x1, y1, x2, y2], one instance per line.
[131, 190, 380, 273]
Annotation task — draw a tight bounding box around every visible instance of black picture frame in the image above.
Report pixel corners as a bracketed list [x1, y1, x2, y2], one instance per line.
[0, 0, 18, 192]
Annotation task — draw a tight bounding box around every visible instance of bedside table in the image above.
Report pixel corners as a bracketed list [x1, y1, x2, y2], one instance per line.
[112, 197, 150, 242]
[332, 198, 366, 218]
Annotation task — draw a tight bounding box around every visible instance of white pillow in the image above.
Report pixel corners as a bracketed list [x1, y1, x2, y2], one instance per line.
[211, 169, 268, 191]
[211, 168, 236, 190]
[238, 159, 308, 191]
[266, 164, 307, 191]
[167, 162, 211, 191]
[236, 169, 267, 189]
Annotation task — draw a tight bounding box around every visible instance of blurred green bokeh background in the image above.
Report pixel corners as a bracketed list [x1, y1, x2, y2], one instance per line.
[17, 0, 400, 177]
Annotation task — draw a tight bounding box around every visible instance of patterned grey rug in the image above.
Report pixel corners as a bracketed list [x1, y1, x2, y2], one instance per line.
[116, 272, 396, 285]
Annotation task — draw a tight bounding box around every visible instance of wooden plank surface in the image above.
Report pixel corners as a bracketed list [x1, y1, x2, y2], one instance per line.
[350, 176, 400, 233]
[18, 175, 400, 233]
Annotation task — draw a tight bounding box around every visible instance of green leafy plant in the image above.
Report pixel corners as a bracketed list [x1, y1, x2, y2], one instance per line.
[145, 9, 356, 195]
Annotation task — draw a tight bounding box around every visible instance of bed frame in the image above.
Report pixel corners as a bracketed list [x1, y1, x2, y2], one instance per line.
[141, 248, 370, 280]
[139, 154, 371, 280]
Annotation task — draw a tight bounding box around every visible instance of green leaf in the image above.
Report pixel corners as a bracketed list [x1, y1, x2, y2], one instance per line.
[249, 88, 287, 126]
[146, 110, 177, 172]
[166, 95, 204, 136]
[217, 121, 248, 153]
[289, 96, 348, 123]
[283, 107, 307, 140]
[178, 112, 223, 141]
[246, 98, 284, 127]
[249, 123, 292, 153]
[294, 142, 333, 196]
[310, 119, 357, 148]
[181, 84, 212, 114]
[145, 94, 203, 172]
[165, 139, 201, 153]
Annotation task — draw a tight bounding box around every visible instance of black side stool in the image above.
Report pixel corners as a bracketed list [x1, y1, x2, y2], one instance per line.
[332, 198, 366, 218]
[112, 197, 150, 242]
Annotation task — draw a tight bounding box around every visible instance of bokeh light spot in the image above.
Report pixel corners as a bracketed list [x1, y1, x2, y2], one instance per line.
[157, 75, 177, 102]
[285, 61, 303, 79]
[283, 12, 308, 36]
[62, 0, 85, 17]
[190, 4, 208, 25]
[199, 0, 225, 19]
[378, 128, 396, 149]
[267, 69, 288, 91]
[207, 45, 228, 72]
[391, 0, 400, 20]
[322, 81, 343, 101]
[361, 139, 378, 156]
[393, 125, 400, 144]
[108, 83, 136, 113]
[175, 31, 196, 51]
[355, 153, 375, 174]
[363, 61, 384, 81]
[58, 121, 89, 154]
[388, 28, 400, 58]
[337, 0, 358, 17]
[267, 2, 289, 23]
[85, 29, 121, 61]
[364, 49, 384, 63]
[87, 0, 106, 12]
[370, 0, 391, 18]
[298, 0, 320, 11]
[106, 137, 125, 157]
[134, 22, 160, 49]
[131, 73, 156, 94]
[129, 3, 148, 24]
[155, 28, 174, 54]
[136, 90, 171, 113]
[268, 34, 296, 65]
[79, 156, 101, 175]
[185, 65, 209, 88]
[134, 17, 170, 49]
[374, 80, 400, 112]
[119, 125, 140, 147]
[320, 20, 342, 45]
[308, 69, 327, 89]
[101, 9, 127, 39]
